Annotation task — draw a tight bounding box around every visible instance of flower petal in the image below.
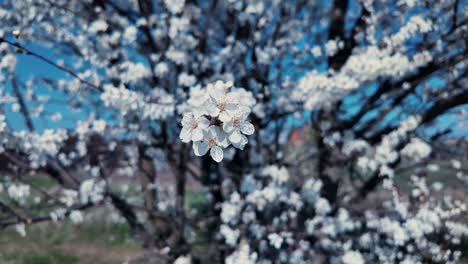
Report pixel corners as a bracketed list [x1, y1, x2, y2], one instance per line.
[206, 103, 220, 116]
[240, 122, 255, 135]
[225, 103, 238, 112]
[198, 117, 210, 129]
[210, 146, 224, 162]
[181, 113, 193, 127]
[223, 121, 235, 133]
[232, 135, 248, 150]
[192, 128, 204, 141]
[232, 143, 244, 150]
[180, 127, 192, 143]
[213, 126, 227, 142]
[193, 141, 209, 156]
[219, 111, 231, 122]
[229, 130, 242, 144]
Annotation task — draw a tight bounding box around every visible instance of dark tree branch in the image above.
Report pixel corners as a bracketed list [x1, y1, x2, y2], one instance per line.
[11, 77, 35, 132]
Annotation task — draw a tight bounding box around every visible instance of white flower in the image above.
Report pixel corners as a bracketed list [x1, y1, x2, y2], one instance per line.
[311, 46, 322, 57]
[187, 85, 209, 107]
[123, 26, 137, 43]
[451, 159, 461, 169]
[69, 210, 84, 224]
[165, 0, 185, 14]
[221, 193, 241, 223]
[88, 20, 108, 33]
[12, 29, 20, 37]
[7, 184, 30, 204]
[0, 114, 6, 132]
[223, 111, 254, 144]
[174, 255, 191, 264]
[92, 119, 106, 133]
[178, 72, 196, 87]
[315, 197, 331, 215]
[166, 48, 187, 65]
[225, 242, 257, 264]
[50, 208, 67, 222]
[325, 39, 339, 56]
[15, 223, 26, 237]
[230, 88, 256, 108]
[154, 62, 169, 77]
[342, 250, 364, 264]
[0, 54, 17, 71]
[220, 225, 239, 246]
[427, 164, 439, 172]
[401, 137, 431, 161]
[192, 126, 229, 162]
[80, 179, 105, 204]
[268, 233, 283, 249]
[120, 62, 150, 83]
[221, 203, 239, 224]
[180, 113, 210, 143]
[60, 189, 78, 207]
[245, 2, 264, 14]
[262, 165, 290, 183]
[206, 82, 238, 122]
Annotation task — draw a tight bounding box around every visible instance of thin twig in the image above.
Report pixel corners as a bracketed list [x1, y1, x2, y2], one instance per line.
[0, 37, 102, 92]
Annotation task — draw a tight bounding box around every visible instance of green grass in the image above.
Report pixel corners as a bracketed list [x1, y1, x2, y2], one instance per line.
[185, 188, 208, 213]
[0, 221, 142, 264]
[2, 252, 80, 264]
[23, 174, 57, 189]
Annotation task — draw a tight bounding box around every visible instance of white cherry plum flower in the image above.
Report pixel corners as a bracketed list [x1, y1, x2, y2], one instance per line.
[223, 110, 255, 149]
[180, 112, 210, 143]
[205, 81, 238, 122]
[193, 126, 229, 162]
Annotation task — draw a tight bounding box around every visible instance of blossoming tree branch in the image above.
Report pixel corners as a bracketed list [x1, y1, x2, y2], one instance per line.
[0, 0, 467, 263]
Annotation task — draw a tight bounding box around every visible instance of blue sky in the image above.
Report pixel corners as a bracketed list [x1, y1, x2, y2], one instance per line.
[5, 42, 87, 131]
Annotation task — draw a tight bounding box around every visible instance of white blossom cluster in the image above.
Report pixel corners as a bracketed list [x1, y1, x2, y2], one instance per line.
[225, 242, 257, 264]
[164, 0, 185, 14]
[101, 84, 175, 120]
[0, 53, 16, 72]
[180, 81, 255, 162]
[218, 165, 362, 262]
[12, 129, 68, 168]
[216, 164, 467, 263]
[79, 179, 106, 204]
[361, 185, 467, 263]
[400, 137, 432, 161]
[69, 210, 84, 224]
[60, 189, 78, 207]
[294, 47, 432, 110]
[88, 20, 108, 34]
[50, 208, 67, 222]
[355, 115, 422, 177]
[118, 62, 150, 84]
[385, 15, 433, 47]
[342, 250, 365, 264]
[7, 183, 30, 204]
[293, 16, 433, 110]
